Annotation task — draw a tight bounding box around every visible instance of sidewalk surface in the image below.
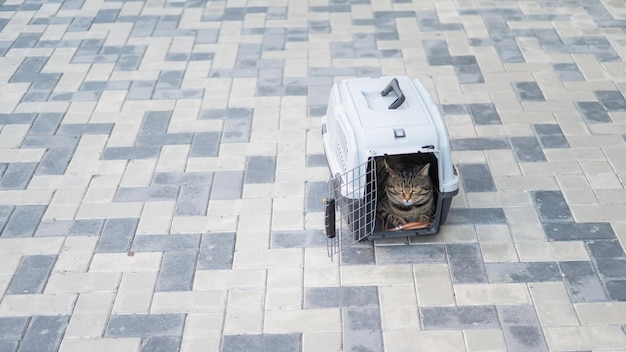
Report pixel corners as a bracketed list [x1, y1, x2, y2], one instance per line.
[1, 0, 626, 351]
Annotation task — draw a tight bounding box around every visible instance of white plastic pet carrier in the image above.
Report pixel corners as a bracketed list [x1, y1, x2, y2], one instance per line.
[321, 76, 459, 257]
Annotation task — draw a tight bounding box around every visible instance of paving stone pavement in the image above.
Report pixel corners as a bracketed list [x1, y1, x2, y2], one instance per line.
[0, 0, 625, 351]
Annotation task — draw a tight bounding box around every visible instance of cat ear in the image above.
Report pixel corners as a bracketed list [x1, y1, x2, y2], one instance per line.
[416, 163, 430, 177]
[383, 156, 400, 176]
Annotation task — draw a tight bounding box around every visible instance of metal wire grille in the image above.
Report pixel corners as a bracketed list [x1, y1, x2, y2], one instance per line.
[325, 159, 377, 258]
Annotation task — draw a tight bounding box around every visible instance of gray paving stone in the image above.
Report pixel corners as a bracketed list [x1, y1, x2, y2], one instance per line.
[0, 341, 18, 352]
[18, 315, 69, 352]
[2, 205, 47, 238]
[176, 184, 211, 216]
[305, 181, 326, 212]
[223, 118, 252, 143]
[153, 172, 213, 185]
[306, 154, 328, 168]
[190, 132, 221, 157]
[533, 124, 569, 149]
[575, 101, 613, 124]
[510, 136, 546, 162]
[532, 190, 572, 223]
[305, 286, 379, 309]
[35, 219, 104, 237]
[553, 63, 585, 82]
[513, 82, 545, 101]
[486, 262, 562, 283]
[340, 242, 376, 266]
[140, 336, 182, 352]
[498, 305, 549, 352]
[30, 113, 63, 135]
[6, 255, 57, 294]
[375, 244, 446, 265]
[586, 240, 625, 258]
[0, 163, 38, 190]
[271, 230, 327, 248]
[458, 164, 496, 192]
[101, 146, 162, 160]
[0, 113, 37, 125]
[0, 205, 11, 233]
[36, 147, 76, 175]
[156, 250, 198, 292]
[559, 261, 608, 302]
[57, 123, 114, 136]
[244, 156, 276, 184]
[542, 222, 615, 241]
[22, 135, 79, 149]
[423, 39, 453, 66]
[95, 218, 138, 253]
[115, 185, 180, 202]
[605, 281, 626, 301]
[0, 317, 29, 340]
[136, 133, 193, 147]
[594, 259, 626, 280]
[106, 314, 186, 337]
[133, 234, 201, 252]
[222, 334, 302, 352]
[210, 171, 243, 200]
[451, 137, 510, 151]
[421, 306, 499, 329]
[446, 243, 488, 284]
[343, 306, 383, 352]
[197, 233, 236, 270]
[595, 90, 626, 111]
[445, 208, 507, 225]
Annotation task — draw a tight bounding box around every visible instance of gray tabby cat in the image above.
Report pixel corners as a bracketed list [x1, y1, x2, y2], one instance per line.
[377, 156, 436, 228]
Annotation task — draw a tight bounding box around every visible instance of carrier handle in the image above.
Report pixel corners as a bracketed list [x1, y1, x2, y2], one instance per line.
[323, 198, 336, 238]
[381, 78, 406, 110]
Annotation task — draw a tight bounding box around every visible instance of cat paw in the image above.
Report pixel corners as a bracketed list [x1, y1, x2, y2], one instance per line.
[417, 214, 432, 223]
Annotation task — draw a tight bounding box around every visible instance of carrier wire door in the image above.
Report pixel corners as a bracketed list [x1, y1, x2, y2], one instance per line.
[324, 158, 377, 258]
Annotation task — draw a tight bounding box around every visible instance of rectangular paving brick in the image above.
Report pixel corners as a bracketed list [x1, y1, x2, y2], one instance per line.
[140, 336, 182, 352]
[305, 181, 326, 212]
[513, 81, 546, 101]
[542, 222, 615, 241]
[343, 306, 383, 352]
[553, 63, 584, 81]
[458, 164, 496, 192]
[30, 113, 63, 135]
[421, 306, 499, 329]
[532, 190, 573, 222]
[106, 314, 185, 337]
[304, 286, 379, 309]
[375, 244, 446, 265]
[115, 185, 180, 202]
[222, 334, 302, 352]
[2, 205, 47, 238]
[468, 103, 502, 125]
[595, 90, 626, 111]
[244, 156, 276, 184]
[486, 262, 562, 283]
[132, 234, 201, 252]
[210, 171, 244, 200]
[510, 136, 546, 162]
[0, 162, 38, 190]
[175, 184, 211, 216]
[35, 219, 104, 237]
[36, 147, 75, 175]
[559, 261, 607, 302]
[95, 218, 138, 253]
[446, 243, 488, 284]
[197, 233, 236, 270]
[595, 259, 626, 280]
[498, 305, 549, 352]
[451, 137, 510, 151]
[190, 132, 221, 157]
[533, 124, 570, 149]
[575, 101, 612, 123]
[0, 316, 29, 340]
[155, 250, 198, 292]
[19, 315, 70, 352]
[445, 208, 507, 225]
[586, 239, 625, 258]
[271, 230, 326, 248]
[6, 255, 57, 294]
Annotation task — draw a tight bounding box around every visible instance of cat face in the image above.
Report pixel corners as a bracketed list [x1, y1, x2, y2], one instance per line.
[384, 159, 433, 207]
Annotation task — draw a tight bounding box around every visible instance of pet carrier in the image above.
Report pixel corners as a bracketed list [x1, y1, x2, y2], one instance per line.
[321, 76, 459, 257]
